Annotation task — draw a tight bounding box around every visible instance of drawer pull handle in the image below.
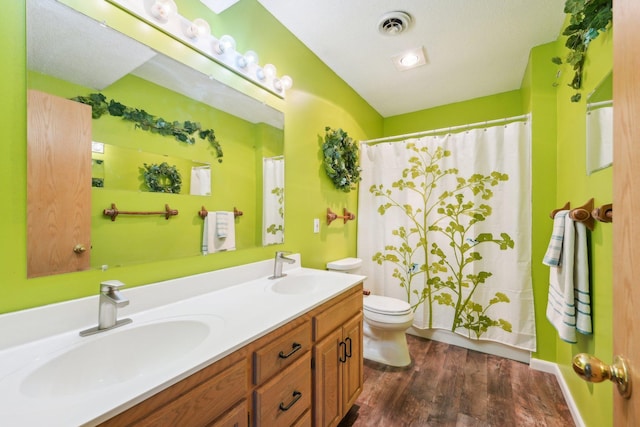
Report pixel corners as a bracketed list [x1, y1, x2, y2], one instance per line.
[339, 341, 347, 363]
[279, 390, 302, 411]
[279, 342, 302, 359]
[345, 337, 353, 358]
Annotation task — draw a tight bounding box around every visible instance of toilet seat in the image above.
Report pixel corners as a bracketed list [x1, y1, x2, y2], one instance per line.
[364, 295, 412, 316]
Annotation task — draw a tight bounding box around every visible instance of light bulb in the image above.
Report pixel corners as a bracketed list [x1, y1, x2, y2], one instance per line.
[236, 55, 248, 69]
[255, 67, 266, 81]
[213, 35, 236, 54]
[280, 75, 293, 90]
[185, 18, 210, 39]
[244, 50, 259, 66]
[263, 63, 277, 79]
[273, 78, 282, 91]
[400, 54, 420, 67]
[150, 0, 176, 22]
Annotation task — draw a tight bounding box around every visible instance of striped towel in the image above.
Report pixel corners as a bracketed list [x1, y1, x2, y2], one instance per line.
[543, 210, 568, 266]
[545, 214, 592, 343]
[574, 221, 592, 335]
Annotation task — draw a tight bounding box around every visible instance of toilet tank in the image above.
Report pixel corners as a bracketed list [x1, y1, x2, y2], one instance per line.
[326, 257, 363, 274]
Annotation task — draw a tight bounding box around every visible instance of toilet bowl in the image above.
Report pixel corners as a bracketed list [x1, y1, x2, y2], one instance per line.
[326, 258, 414, 367]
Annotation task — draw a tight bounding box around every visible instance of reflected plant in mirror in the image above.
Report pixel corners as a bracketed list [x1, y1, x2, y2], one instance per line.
[26, 0, 285, 277]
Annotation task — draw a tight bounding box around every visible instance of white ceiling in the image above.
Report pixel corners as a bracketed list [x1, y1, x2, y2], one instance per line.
[257, 0, 566, 117]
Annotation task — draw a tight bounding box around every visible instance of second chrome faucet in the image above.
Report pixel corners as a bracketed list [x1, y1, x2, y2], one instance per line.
[269, 251, 295, 279]
[80, 280, 132, 337]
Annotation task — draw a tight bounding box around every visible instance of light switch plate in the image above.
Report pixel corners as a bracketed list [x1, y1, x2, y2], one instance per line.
[313, 218, 320, 233]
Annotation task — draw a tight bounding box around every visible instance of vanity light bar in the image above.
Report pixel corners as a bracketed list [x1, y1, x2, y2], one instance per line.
[106, 0, 292, 97]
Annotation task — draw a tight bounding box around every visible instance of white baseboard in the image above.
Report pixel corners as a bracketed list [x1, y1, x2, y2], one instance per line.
[530, 358, 585, 427]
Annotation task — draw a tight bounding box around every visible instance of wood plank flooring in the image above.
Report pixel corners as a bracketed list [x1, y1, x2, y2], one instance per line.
[339, 334, 575, 427]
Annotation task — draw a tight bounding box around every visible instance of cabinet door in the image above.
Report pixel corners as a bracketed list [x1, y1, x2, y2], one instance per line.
[342, 313, 363, 412]
[313, 328, 343, 427]
[27, 90, 92, 278]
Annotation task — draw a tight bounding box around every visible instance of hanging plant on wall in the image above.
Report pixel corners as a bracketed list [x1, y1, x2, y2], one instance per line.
[321, 126, 362, 192]
[141, 162, 182, 194]
[71, 93, 223, 162]
[552, 0, 612, 102]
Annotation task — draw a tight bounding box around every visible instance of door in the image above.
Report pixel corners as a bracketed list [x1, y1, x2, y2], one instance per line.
[613, 0, 640, 424]
[27, 90, 92, 278]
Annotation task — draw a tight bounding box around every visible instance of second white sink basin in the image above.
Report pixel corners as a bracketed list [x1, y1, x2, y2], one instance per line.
[20, 316, 220, 398]
[268, 273, 326, 294]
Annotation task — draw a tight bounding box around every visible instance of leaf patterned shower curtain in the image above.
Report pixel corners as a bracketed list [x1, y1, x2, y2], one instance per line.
[357, 121, 536, 351]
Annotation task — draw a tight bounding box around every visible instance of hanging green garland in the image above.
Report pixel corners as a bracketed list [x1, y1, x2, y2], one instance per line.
[71, 93, 223, 162]
[142, 162, 182, 194]
[321, 126, 362, 192]
[552, 0, 612, 102]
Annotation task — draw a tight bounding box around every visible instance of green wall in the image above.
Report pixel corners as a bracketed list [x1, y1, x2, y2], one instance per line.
[0, 0, 381, 313]
[552, 28, 614, 427]
[2, 1, 614, 425]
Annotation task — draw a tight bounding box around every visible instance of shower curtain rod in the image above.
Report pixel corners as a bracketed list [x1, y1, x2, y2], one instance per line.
[360, 114, 530, 145]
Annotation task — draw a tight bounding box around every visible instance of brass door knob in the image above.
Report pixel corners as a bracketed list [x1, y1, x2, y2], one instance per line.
[73, 244, 87, 254]
[572, 353, 631, 398]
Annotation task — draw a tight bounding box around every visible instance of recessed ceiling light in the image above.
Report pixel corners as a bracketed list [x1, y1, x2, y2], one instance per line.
[391, 47, 427, 71]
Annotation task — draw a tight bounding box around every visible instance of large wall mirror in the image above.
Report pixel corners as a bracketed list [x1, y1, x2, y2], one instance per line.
[586, 71, 612, 175]
[27, 0, 285, 277]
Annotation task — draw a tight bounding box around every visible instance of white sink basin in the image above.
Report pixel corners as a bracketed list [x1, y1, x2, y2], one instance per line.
[268, 273, 326, 294]
[20, 316, 219, 398]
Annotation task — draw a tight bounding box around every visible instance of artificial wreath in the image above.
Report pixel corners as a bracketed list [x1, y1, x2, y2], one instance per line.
[552, 0, 612, 102]
[71, 93, 223, 162]
[141, 162, 182, 194]
[321, 126, 362, 192]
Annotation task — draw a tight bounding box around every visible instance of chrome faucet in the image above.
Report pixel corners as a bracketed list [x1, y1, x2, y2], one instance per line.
[269, 251, 296, 279]
[80, 280, 132, 337]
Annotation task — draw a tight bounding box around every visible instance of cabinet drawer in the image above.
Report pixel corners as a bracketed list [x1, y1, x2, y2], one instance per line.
[135, 360, 248, 427]
[209, 400, 248, 427]
[254, 352, 311, 426]
[292, 409, 312, 427]
[254, 321, 311, 385]
[313, 287, 362, 340]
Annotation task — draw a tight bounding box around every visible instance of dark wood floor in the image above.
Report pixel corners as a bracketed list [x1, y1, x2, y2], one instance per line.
[339, 334, 575, 427]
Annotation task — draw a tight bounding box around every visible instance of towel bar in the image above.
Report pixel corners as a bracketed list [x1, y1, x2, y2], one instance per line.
[327, 208, 356, 225]
[199, 206, 243, 219]
[103, 203, 178, 221]
[569, 198, 595, 231]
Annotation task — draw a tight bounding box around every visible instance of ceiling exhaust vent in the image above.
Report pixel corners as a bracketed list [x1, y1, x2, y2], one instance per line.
[378, 11, 412, 36]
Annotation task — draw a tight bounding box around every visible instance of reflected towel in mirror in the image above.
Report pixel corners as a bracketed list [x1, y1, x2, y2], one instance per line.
[202, 212, 235, 254]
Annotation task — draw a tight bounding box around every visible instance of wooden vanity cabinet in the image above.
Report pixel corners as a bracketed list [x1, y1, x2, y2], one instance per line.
[99, 348, 249, 427]
[312, 289, 364, 427]
[99, 283, 362, 427]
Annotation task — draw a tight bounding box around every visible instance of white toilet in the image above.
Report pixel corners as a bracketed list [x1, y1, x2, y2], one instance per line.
[326, 258, 414, 367]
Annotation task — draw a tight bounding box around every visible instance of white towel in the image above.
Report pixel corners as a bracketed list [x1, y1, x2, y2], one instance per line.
[202, 211, 236, 254]
[190, 166, 211, 196]
[543, 210, 568, 267]
[545, 213, 592, 343]
[216, 212, 228, 238]
[586, 106, 613, 175]
[574, 221, 592, 334]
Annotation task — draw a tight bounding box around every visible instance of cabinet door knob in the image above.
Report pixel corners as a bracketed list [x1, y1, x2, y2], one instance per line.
[279, 390, 302, 411]
[73, 244, 87, 254]
[572, 353, 631, 398]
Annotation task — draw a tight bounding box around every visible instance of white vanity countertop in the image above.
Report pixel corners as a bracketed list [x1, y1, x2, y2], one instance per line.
[0, 255, 365, 426]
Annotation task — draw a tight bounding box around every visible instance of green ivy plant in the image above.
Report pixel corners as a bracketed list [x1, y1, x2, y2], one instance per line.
[552, 0, 613, 102]
[71, 93, 223, 162]
[141, 162, 182, 194]
[321, 126, 362, 192]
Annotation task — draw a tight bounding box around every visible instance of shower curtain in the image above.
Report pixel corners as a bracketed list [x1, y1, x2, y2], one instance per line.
[262, 156, 285, 245]
[357, 121, 536, 351]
